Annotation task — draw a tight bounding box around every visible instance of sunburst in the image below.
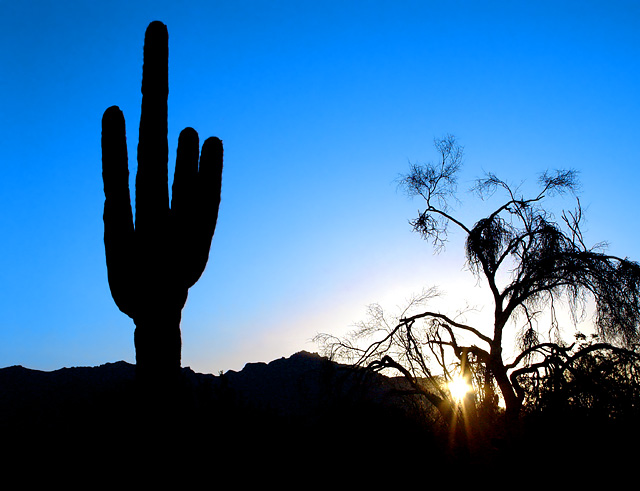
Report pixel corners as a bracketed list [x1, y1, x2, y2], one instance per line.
[448, 375, 472, 402]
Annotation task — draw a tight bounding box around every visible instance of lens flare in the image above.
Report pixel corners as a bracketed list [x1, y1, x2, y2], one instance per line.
[448, 375, 472, 402]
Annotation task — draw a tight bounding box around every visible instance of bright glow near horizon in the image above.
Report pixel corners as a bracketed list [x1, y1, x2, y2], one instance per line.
[0, 1, 639, 374]
[448, 375, 473, 403]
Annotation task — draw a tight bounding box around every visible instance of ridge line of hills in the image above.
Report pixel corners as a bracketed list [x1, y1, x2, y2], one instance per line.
[1, 351, 442, 476]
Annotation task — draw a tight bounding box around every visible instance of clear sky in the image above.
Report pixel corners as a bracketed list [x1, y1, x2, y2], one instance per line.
[1, 1, 638, 374]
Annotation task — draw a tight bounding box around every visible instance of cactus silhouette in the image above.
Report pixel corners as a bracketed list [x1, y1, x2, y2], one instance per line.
[101, 21, 223, 383]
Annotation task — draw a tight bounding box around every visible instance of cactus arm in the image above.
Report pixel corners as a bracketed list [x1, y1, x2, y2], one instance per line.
[198, 136, 224, 235]
[188, 136, 224, 287]
[170, 127, 201, 289]
[170, 127, 200, 253]
[101, 105, 137, 319]
[171, 132, 223, 289]
[171, 127, 200, 219]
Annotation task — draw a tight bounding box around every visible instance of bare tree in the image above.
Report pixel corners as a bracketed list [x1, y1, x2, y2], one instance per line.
[317, 135, 640, 430]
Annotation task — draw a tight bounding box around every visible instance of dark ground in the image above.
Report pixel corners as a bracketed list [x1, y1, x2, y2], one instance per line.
[0, 352, 447, 484]
[1, 351, 636, 485]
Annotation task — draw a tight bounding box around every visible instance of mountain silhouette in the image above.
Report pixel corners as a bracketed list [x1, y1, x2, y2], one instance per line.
[0, 351, 444, 481]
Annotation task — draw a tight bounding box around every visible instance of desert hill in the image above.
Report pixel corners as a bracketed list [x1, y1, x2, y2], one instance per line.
[0, 351, 442, 479]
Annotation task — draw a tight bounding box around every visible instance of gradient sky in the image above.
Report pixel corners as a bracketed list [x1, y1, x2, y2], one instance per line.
[1, 1, 639, 374]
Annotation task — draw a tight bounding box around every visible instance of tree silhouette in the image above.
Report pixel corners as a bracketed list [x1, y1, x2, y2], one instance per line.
[518, 332, 640, 419]
[101, 21, 223, 385]
[317, 135, 640, 436]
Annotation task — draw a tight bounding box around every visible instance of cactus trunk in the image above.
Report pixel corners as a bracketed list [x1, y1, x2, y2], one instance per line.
[134, 314, 182, 383]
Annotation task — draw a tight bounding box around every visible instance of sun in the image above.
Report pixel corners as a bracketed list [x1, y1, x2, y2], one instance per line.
[448, 375, 472, 402]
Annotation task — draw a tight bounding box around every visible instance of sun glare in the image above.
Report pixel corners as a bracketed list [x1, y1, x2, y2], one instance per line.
[448, 375, 472, 402]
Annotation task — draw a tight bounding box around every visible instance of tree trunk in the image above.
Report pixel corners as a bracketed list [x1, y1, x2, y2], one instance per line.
[489, 357, 522, 419]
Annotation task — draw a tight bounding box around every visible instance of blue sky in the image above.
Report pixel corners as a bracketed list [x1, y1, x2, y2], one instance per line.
[1, 1, 639, 374]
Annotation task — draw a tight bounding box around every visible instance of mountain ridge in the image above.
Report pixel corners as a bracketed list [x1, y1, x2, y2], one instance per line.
[0, 350, 439, 476]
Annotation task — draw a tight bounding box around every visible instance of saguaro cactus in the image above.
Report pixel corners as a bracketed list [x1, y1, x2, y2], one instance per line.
[101, 21, 223, 383]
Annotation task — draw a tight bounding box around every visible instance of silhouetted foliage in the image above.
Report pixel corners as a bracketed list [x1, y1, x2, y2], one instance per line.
[101, 21, 223, 384]
[317, 135, 640, 455]
[517, 334, 640, 418]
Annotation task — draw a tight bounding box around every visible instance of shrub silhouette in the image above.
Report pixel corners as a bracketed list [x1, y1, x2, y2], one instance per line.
[101, 21, 223, 385]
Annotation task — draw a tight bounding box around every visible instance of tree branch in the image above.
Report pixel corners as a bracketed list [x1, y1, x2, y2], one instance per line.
[399, 310, 493, 345]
